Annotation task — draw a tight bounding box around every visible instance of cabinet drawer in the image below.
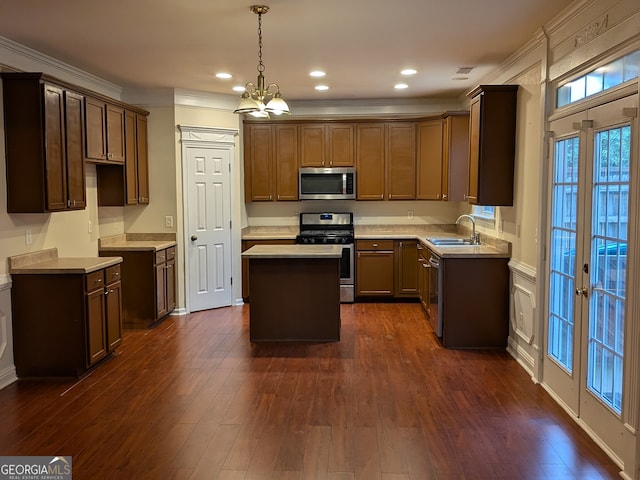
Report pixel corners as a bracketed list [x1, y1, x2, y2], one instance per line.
[105, 264, 121, 284]
[356, 239, 394, 251]
[166, 247, 176, 261]
[86, 270, 104, 292]
[155, 250, 167, 264]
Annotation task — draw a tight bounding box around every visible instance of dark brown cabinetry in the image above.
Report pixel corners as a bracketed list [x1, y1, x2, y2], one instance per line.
[1, 72, 86, 213]
[394, 240, 418, 297]
[241, 239, 297, 300]
[355, 239, 395, 296]
[244, 123, 298, 201]
[99, 246, 176, 328]
[356, 122, 416, 200]
[299, 123, 354, 167]
[11, 264, 122, 377]
[439, 256, 509, 348]
[467, 85, 518, 206]
[96, 110, 150, 206]
[85, 97, 125, 164]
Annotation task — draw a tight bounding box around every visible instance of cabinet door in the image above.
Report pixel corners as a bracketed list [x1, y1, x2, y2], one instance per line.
[356, 250, 394, 296]
[136, 114, 150, 204]
[85, 97, 107, 161]
[86, 286, 107, 366]
[328, 124, 354, 166]
[64, 90, 86, 209]
[467, 95, 481, 203]
[106, 104, 125, 163]
[395, 240, 418, 296]
[386, 122, 416, 200]
[43, 84, 67, 211]
[124, 110, 139, 205]
[443, 113, 469, 202]
[356, 123, 386, 200]
[166, 259, 176, 312]
[274, 124, 298, 201]
[299, 124, 326, 167]
[105, 280, 123, 351]
[244, 124, 274, 201]
[416, 119, 443, 200]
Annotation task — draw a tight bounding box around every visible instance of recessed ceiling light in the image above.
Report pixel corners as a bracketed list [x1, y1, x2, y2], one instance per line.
[310, 70, 326, 77]
[216, 72, 232, 79]
[315, 85, 329, 91]
[232, 85, 246, 92]
[394, 83, 409, 90]
[401, 69, 417, 76]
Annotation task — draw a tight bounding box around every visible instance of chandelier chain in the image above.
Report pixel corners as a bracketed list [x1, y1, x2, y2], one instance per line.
[256, 11, 264, 74]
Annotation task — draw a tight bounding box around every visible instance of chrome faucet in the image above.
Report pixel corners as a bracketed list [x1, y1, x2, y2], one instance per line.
[456, 214, 480, 245]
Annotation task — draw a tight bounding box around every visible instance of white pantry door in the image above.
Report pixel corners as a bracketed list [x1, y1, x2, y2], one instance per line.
[181, 127, 236, 312]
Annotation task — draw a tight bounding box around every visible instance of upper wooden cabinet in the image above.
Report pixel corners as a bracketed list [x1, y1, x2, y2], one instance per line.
[356, 122, 416, 200]
[244, 123, 298, 201]
[299, 123, 354, 167]
[1, 72, 86, 213]
[416, 119, 444, 200]
[85, 97, 125, 164]
[467, 85, 518, 206]
[96, 110, 150, 206]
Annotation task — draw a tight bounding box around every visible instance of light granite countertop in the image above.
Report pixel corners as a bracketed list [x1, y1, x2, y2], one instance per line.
[9, 248, 122, 274]
[241, 224, 511, 259]
[242, 244, 343, 259]
[98, 233, 177, 252]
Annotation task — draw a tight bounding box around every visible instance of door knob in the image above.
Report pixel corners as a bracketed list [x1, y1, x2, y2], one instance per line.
[575, 287, 588, 297]
[191, 235, 198, 241]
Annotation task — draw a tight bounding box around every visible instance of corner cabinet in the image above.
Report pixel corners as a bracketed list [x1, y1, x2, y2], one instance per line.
[1, 72, 86, 213]
[10, 263, 123, 378]
[467, 85, 518, 206]
[99, 246, 176, 328]
[96, 110, 150, 206]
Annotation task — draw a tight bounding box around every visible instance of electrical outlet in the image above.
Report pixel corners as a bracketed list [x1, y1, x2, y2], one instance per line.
[88, 220, 92, 234]
[25, 229, 32, 245]
[407, 210, 414, 220]
[165, 216, 174, 228]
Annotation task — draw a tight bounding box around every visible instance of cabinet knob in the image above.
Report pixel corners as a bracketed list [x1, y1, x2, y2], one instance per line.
[191, 235, 198, 241]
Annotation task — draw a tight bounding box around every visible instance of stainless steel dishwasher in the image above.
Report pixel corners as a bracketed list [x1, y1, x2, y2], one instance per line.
[428, 251, 442, 337]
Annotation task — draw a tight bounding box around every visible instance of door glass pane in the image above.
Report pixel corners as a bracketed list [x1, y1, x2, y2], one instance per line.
[547, 136, 579, 372]
[587, 125, 630, 414]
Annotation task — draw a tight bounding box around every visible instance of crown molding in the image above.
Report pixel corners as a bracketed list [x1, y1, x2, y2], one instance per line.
[0, 36, 122, 99]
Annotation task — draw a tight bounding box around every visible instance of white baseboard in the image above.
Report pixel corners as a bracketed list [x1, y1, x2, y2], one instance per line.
[0, 365, 17, 390]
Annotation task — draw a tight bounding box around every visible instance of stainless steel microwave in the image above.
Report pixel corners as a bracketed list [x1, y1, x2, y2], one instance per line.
[299, 167, 356, 200]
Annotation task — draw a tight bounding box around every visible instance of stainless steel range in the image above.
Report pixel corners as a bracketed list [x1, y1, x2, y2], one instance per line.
[296, 212, 355, 303]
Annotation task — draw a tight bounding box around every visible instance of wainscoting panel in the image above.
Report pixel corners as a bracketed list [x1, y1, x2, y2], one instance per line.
[0, 275, 17, 389]
[507, 260, 538, 378]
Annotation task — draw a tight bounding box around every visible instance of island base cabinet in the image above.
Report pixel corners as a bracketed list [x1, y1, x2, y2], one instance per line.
[10, 266, 122, 378]
[249, 258, 341, 342]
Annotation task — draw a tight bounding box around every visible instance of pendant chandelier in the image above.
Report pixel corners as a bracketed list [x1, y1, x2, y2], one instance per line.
[234, 5, 290, 117]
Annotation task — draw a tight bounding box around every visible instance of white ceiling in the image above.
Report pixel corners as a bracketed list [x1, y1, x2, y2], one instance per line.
[0, 0, 575, 102]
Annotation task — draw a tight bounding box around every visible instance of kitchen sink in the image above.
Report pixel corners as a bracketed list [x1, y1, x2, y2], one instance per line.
[426, 237, 477, 246]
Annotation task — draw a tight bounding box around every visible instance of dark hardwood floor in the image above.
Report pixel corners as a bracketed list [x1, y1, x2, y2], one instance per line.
[0, 303, 621, 479]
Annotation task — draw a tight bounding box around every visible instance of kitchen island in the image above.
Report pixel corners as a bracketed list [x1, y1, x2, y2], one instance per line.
[242, 244, 342, 342]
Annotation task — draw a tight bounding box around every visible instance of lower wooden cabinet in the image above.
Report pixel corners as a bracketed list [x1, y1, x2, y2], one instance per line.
[11, 264, 123, 378]
[99, 246, 176, 328]
[356, 239, 419, 298]
[355, 240, 395, 296]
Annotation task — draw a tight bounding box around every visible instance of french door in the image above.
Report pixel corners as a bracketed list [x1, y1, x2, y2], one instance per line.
[545, 94, 637, 457]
